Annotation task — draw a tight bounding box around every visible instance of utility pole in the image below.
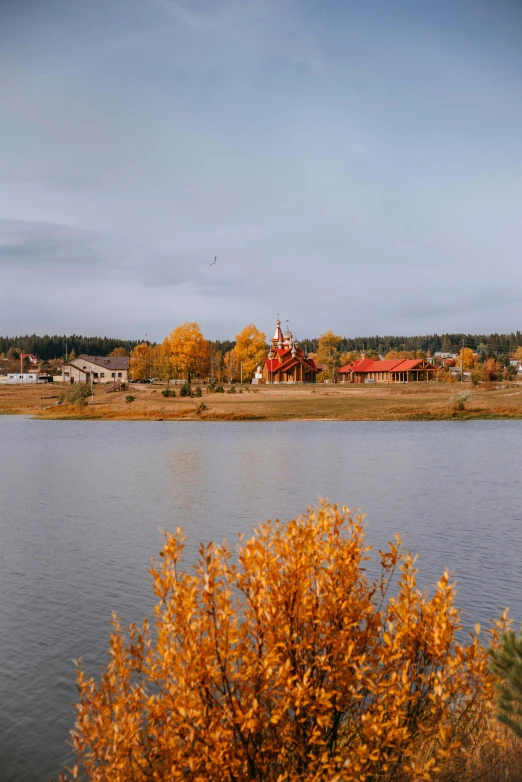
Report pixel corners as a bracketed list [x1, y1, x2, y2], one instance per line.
[461, 339, 465, 382]
[144, 332, 152, 383]
[20, 353, 23, 386]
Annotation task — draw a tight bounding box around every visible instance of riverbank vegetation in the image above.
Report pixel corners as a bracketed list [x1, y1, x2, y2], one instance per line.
[60, 501, 521, 781]
[3, 381, 522, 421]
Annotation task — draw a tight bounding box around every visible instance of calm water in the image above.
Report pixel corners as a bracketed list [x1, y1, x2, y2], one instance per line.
[1, 417, 522, 781]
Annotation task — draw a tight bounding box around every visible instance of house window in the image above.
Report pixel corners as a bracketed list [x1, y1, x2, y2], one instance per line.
[118, 372, 122, 378]
[94, 373, 99, 378]
[112, 372, 115, 378]
[100, 373, 105, 378]
[64, 372, 69, 377]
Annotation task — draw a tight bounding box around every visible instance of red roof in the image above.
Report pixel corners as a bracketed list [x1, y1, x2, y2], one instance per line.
[265, 354, 318, 374]
[393, 359, 423, 371]
[339, 358, 434, 374]
[278, 359, 300, 372]
[339, 358, 374, 373]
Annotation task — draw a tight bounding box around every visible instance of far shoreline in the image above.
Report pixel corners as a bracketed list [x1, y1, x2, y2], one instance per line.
[2, 381, 522, 422]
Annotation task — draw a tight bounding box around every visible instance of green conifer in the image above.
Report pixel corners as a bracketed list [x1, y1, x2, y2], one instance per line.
[490, 628, 522, 737]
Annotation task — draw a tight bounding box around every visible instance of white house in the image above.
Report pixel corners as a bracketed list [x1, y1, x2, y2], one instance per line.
[61, 355, 129, 384]
[7, 373, 40, 384]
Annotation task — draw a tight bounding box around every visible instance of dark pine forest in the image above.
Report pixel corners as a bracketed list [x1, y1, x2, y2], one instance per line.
[2, 331, 522, 362]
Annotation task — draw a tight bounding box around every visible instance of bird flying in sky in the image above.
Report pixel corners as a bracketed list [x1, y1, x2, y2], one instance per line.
[209, 256, 217, 266]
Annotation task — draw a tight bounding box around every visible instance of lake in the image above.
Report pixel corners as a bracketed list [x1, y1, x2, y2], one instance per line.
[1, 417, 521, 781]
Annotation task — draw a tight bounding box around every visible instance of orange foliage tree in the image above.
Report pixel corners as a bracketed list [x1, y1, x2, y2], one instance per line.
[384, 350, 426, 360]
[484, 357, 502, 381]
[129, 342, 155, 381]
[164, 322, 209, 382]
[316, 331, 342, 381]
[455, 348, 476, 371]
[339, 351, 360, 367]
[69, 502, 506, 782]
[230, 324, 267, 382]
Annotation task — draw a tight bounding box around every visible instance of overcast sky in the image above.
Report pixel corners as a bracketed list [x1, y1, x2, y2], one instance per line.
[1, 0, 522, 341]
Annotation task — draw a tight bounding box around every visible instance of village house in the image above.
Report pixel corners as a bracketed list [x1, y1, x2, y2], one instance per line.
[61, 355, 129, 384]
[338, 356, 437, 383]
[261, 318, 318, 383]
[20, 353, 42, 366]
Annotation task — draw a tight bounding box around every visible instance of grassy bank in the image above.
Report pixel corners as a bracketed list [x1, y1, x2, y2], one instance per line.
[2, 381, 522, 421]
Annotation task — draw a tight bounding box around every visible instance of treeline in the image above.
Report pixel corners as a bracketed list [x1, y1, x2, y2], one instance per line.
[3, 331, 522, 362]
[0, 334, 142, 360]
[0, 334, 237, 361]
[301, 332, 522, 356]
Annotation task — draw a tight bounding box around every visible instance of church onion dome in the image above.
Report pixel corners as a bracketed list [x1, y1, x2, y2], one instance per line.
[284, 330, 292, 340]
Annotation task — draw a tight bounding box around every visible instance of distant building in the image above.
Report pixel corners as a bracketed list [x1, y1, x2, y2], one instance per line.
[20, 353, 41, 365]
[7, 373, 44, 384]
[62, 355, 129, 384]
[261, 318, 318, 383]
[338, 357, 437, 383]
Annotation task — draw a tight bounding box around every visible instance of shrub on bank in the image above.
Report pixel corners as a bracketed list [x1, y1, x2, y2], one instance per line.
[68, 501, 508, 782]
[449, 390, 472, 412]
[161, 388, 176, 397]
[63, 383, 91, 407]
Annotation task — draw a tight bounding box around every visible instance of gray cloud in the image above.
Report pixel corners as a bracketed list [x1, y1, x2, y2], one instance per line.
[1, 0, 522, 340]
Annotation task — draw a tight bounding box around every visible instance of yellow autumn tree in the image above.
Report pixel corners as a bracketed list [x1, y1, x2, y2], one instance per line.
[208, 342, 224, 383]
[158, 339, 176, 385]
[230, 323, 267, 383]
[224, 349, 238, 383]
[455, 347, 476, 371]
[69, 501, 506, 782]
[385, 350, 413, 360]
[108, 347, 128, 357]
[164, 322, 209, 381]
[339, 350, 360, 367]
[129, 342, 153, 381]
[316, 330, 343, 381]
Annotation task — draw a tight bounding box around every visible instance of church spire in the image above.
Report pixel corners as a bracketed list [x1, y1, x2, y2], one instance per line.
[271, 315, 284, 346]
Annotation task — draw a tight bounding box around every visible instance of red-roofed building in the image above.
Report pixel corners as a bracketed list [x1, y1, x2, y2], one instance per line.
[338, 357, 437, 383]
[261, 317, 318, 383]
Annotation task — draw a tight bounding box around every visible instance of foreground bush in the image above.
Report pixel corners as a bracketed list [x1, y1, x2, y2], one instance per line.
[70, 502, 506, 781]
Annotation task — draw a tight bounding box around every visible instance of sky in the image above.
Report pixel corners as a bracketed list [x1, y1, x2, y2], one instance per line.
[1, 0, 522, 341]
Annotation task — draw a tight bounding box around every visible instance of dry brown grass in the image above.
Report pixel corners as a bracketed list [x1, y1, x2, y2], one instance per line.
[430, 718, 522, 782]
[3, 381, 522, 421]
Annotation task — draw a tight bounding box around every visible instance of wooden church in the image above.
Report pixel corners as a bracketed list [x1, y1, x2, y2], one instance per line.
[261, 317, 318, 383]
